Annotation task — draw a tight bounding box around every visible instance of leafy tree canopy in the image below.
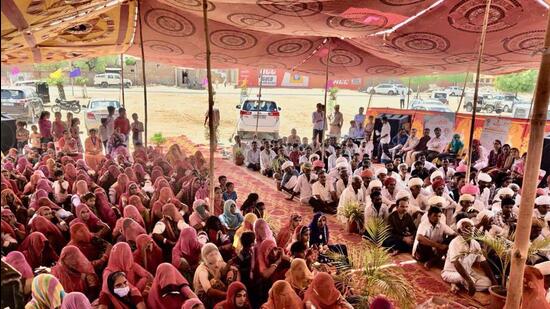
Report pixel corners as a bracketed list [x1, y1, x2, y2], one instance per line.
[495, 70, 537, 95]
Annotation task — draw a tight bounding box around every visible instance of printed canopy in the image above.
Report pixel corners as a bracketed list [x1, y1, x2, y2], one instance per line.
[2, 0, 549, 77]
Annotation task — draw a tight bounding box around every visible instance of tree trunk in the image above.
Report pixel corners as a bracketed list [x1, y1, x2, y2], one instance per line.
[57, 84, 66, 100]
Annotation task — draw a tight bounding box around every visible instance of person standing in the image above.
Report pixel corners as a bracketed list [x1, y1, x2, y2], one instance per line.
[130, 113, 144, 147]
[204, 107, 220, 144]
[328, 104, 343, 141]
[354, 107, 366, 128]
[105, 106, 116, 140]
[114, 108, 131, 143]
[312, 103, 325, 144]
[400, 90, 406, 109]
[378, 116, 392, 162]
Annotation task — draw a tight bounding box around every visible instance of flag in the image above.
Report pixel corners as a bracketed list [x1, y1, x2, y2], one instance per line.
[69, 68, 81, 78]
[49, 69, 63, 79]
[10, 67, 20, 76]
[202, 78, 208, 86]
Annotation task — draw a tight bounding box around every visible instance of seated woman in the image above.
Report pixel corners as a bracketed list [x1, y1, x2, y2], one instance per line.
[25, 274, 65, 309]
[109, 173, 130, 210]
[233, 213, 257, 253]
[285, 258, 313, 298]
[133, 234, 163, 275]
[309, 213, 348, 260]
[439, 134, 464, 163]
[51, 245, 99, 301]
[58, 130, 82, 160]
[4, 251, 34, 299]
[152, 203, 185, 261]
[146, 263, 198, 309]
[261, 280, 303, 309]
[98, 271, 146, 309]
[68, 223, 111, 272]
[103, 242, 153, 295]
[204, 216, 235, 261]
[193, 243, 239, 308]
[93, 188, 118, 229]
[113, 218, 146, 250]
[84, 128, 104, 171]
[29, 214, 66, 253]
[219, 200, 244, 238]
[303, 272, 354, 309]
[189, 199, 211, 230]
[276, 214, 302, 251]
[172, 227, 203, 282]
[19, 232, 59, 269]
[253, 239, 292, 307]
[1, 208, 27, 243]
[71, 204, 111, 239]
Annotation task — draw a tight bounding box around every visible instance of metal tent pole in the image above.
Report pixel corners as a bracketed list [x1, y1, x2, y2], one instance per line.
[321, 38, 331, 163]
[202, 0, 216, 205]
[505, 13, 550, 309]
[120, 54, 126, 108]
[137, 0, 148, 148]
[465, 0, 492, 182]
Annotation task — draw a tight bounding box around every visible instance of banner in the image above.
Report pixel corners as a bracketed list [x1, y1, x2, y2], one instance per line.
[424, 113, 456, 143]
[479, 118, 512, 147]
[258, 69, 277, 87]
[281, 72, 309, 87]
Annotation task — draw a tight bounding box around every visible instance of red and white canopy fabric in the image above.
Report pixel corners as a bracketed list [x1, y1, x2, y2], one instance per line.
[2, 0, 549, 77]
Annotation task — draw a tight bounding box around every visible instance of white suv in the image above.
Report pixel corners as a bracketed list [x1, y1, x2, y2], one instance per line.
[366, 83, 400, 95]
[93, 73, 132, 88]
[85, 98, 121, 130]
[236, 99, 280, 140]
[445, 86, 463, 96]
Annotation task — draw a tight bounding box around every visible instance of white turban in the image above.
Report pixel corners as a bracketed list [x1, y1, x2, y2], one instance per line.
[375, 168, 388, 177]
[395, 190, 410, 201]
[281, 161, 294, 170]
[408, 177, 424, 188]
[430, 171, 444, 182]
[459, 194, 475, 202]
[428, 196, 446, 206]
[535, 195, 550, 206]
[368, 179, 383, 190]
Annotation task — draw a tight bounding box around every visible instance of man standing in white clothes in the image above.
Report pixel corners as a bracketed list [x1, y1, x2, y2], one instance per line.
[328, 105, 343, 142]
[378, 116, 392, 162]
[312, 103, 325, 144]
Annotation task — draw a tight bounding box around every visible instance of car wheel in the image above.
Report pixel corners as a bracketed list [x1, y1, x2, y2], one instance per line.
[388, 90, 394, 95]
[72, 104, 81, 114]
[101, 82, 108, 88]
[504, 106, 511, 113]
[124, 82, 131, 88]
[485, 105, 494, 113]
[450, 92, 455, 96]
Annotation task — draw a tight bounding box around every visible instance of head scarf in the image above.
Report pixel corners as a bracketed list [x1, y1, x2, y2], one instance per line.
[29, 215, 66, 251]
[217, 281, 250, 309]
[192, 199, 209, 220]
[262, 280, 303, 309]
[119, 218, 146, 243]
[74, 180, 88, 196]
[72, 203, 101, 228]
[257, 239, 277, 273]
[134, 234, 163, 275]
[101, 271, 143, 309]
[162, 203, 184, 222]
[4, 251, 33, 279]
[64, 163, 77, 181]
[61, 292, 92, 309]
[124, 167, 138, 183]
[128, 195, 146, 214]
[146, 263, 190, 309]
[133, 163, 147, 182]
[27, 274, 65, 309]
[123, 205, 145, 227]
[276, 214, 301, 249]
[76, 159, 90, 171]
[432, 178, 446, 190]
[220, 200, 242, 229]
[17, 156, 31, 173]
[1, 188, 22, 207]
[285, 258, 313, 291]
[449, 134, 464, 153]
[172, 227, 203, 269]
[461, 184, 480, 196]
[233, 213, 258, 252]
[37, 178, 53, 193]
[200, 243, 223, 269]
[51, 245, 96, 293]
[20, 232, 58, 269]
[303, 272, 342, 309]
[308, 212, 329, 247]
[104, 242, 152, 291]
[254, 219, 273, 244]
[93, 188, 118, 228]
[182, 299, 204, 309]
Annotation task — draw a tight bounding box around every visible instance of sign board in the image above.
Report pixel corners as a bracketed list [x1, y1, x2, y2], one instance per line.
[424, 113, 456, 143]
[479, 118, 512, 148]
[281, 72, 309, 87]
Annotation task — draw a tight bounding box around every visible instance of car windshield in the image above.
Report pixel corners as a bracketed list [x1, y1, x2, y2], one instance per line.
[242, 100, 278, 112]
[90, 100, 120, 110]
[1, 89, 24, 100]
[433, 93, 447, 99]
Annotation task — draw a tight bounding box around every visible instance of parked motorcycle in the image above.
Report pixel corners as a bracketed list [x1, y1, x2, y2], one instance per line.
[51, 98, 81, 113]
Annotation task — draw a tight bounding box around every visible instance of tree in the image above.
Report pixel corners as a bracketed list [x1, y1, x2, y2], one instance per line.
[74, 55, 119, 73]
[495, 70, 537, 95]
[125, 57, 137, 66]
[47, 74, 67, 100]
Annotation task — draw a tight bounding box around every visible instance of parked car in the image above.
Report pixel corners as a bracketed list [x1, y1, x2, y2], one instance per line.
[431, 91, 449, 104]
[93, 73, 132, 88]
[463, 93, 493, 112]
[512, 103, 550, 120]
[409, 99, 453, 113]
[366, 83, 400, 95]
[85, 98, 121, 130]
[445, 86, 463, 96]
[236, 99, 281, 140]
[13, 80, 50, 103]
[487, 94, 524, 113]
[1, 86, 44, 122]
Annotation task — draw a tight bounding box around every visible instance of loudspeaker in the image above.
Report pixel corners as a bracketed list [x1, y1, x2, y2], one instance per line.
[540, 135, 550, 187]
[1, 113, 17, 154]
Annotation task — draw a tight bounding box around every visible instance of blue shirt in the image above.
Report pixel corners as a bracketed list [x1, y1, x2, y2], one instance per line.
[392, 134, 409, 146]
[223, 191, 238, 202]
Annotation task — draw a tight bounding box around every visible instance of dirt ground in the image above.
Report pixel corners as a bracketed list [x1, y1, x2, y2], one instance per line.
[53, 85, 509, 147]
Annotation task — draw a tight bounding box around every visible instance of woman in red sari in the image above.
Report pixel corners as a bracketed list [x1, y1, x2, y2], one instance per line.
[275, 214, 302, 251]
[51, 245, 100, 300]
[151, 186, 175, 223]
[146, 263, 198, 309]
[119, 182, 150, 212]
[214, 281, 252, 309]
[19, 231, 59, 269]
[133, 234, 163, 275]
[29, 215, 66, 253]
[113, 218, 146, 249]
[63, 163, 78, 193]
[67, 222, 111, 271]
[152, 203, 184, 262]
[109, 173, 130, 207]
[94, 187, 118, 228]
[1, 189, 26, 222]
[4, 251, 34, 298]
[98, 271, 146, 309]
[172, 227, 203, 279]
[22, 174, 40, 195]
[150, 177, 170, 206]
[103, 242, 153, 295]
[128, 195, 150, 227]
[1, 208, 26, 242]
[303, 272, 352, 309]
[70, 203, 111, 239]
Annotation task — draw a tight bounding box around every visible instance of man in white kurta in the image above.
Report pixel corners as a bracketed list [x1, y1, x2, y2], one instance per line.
[337, 175, 365, 223]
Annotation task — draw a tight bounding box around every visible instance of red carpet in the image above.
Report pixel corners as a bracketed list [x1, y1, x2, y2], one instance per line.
[167, 135, 490, 308]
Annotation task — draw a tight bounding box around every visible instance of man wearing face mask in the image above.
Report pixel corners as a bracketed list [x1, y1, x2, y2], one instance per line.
[441, 219, 496, 295]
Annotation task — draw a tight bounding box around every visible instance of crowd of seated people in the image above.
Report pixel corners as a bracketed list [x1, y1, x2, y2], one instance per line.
[232, 117, 550, 299]
[1, 109, 372, 309]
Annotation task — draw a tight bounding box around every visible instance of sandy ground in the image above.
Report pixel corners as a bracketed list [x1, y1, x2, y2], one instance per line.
[51, 85, 512, 146]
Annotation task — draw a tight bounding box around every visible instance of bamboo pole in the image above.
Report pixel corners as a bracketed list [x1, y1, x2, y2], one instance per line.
[465, 0, 492, 182]
[365, 89, 374, 114]
[202, 0, 216, 205]
[120, 54, 125, 108]
[254, 69, 264, 138]
[455, 72, 470, 113]
[406, 77, 411, 109]
[137, 0, 148, 148]
[505, 14, 550, 309]
[321, 38, 331, 163]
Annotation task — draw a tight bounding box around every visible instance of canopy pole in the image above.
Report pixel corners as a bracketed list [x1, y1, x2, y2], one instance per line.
[465, 0, 492, 183]
[505, 14, 550, 309]
[254, 69, 264, 139]
[120, 54, 126, 108]
[137, 0, 148, 148]
[202, 0, 216, 205]
[321, 38, 331, 163]
[455, 72, 470, 113]
[406, 77, 411, 109]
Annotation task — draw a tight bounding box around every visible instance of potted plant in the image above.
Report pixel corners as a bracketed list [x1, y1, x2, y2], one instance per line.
[234, 148, 245, 166]
[475, 232, 550, 309]
[340, 201, 363, 234]
[329, 217, 415, 309]
[150, 133, 167, 152]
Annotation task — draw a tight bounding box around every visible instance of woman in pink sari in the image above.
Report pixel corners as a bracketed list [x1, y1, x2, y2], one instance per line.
[172, 227, 203, 279]
[29, 215, 66, 253]
[94, 187, 118, 228]
[103, 242, 153, 295]
[133, 234, 163, 275]
[147, 263, 198, 309]
[151, 186, 176, 224]
[51, 245, 99, 300]
[67, 223, 111, 271]
[84, 128, 104, 171]
[110, 173, 130, 208]
[70, 203, 111, 239]
[4, 251, 34, 298]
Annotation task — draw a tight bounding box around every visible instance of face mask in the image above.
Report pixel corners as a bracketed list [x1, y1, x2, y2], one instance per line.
[113, 286, 130, 297]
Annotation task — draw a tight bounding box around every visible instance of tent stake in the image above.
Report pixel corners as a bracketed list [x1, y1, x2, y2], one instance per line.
[505, 13, 550, 309]
[321, 38, 331, 163]
[120, 53, 125, 108]
[137, 0, 148, 148]
[202, 0, 216, 204]
[465, 0, 492, 182]
[454, 71, 469, 113]
[406, 77, 411, 109]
